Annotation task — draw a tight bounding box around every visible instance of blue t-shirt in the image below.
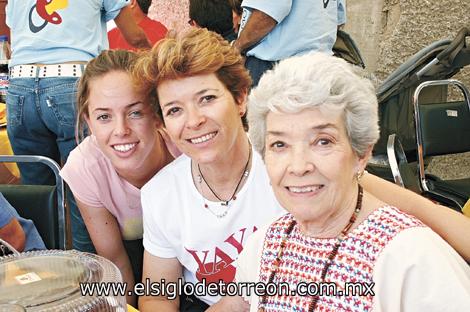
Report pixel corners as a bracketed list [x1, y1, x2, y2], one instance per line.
[240, 0, 344, 61]
[338, 0, 347, 25]
[6, 0, 130, 67]
[0, 192, 46, 251]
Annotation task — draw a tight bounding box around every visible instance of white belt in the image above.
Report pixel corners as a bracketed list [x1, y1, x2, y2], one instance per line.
[9, 64, 85, 78]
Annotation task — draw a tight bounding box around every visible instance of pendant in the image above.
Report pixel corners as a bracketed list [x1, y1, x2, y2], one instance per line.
[221, 201, 229, 206]
[217, 210, 228, 218]
[203, 202, 229, 218]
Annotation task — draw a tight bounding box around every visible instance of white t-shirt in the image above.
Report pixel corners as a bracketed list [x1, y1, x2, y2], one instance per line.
[141, 149, 285, 305]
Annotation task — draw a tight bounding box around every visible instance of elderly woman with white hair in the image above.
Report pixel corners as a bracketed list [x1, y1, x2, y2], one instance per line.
[213, 53, 470, 311]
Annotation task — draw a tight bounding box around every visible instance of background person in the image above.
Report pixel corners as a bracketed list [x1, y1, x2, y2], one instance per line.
[108, 0, 168, 51]
[6, 0, 150, 253]
[233, 0, 346, 86]
[188, 0, 237, 42]
[227, 0, 242, 33]
[217, 52, 470, 311]
[60, 50, 178, 306]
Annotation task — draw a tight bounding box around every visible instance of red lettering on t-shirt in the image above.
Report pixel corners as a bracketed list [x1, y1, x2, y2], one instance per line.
[184, 226, 258, 284]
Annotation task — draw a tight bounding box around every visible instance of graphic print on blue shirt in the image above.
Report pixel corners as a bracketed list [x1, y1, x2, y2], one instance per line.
[29, 0, 69, 33]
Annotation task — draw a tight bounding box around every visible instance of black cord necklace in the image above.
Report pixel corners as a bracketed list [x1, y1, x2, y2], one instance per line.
[197, 142, 251, 209]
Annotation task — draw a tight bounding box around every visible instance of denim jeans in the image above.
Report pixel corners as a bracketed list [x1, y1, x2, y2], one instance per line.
[6, 76, 95, 253]
[245, 56, 277, 87]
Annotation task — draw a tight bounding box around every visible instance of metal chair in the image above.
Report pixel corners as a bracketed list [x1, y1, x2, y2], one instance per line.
[386, 134, 422, 194]
[413, 79, 470, 211]
[0, 155, 67, 249]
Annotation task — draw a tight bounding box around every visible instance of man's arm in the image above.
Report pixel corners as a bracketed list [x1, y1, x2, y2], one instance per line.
[361, 173, 470, 261]
[113, 6, 151, 49]
[0, 194, 26, 252]
[0, 217, 25, 252]
[232, 9, 277, 54]
[139, 251, 183, 312]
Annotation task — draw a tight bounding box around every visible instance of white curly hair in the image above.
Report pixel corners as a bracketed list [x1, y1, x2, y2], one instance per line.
[248, 52, 380, 158]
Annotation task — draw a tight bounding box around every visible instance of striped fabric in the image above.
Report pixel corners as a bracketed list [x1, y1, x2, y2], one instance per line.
[258, 206, 425, 311]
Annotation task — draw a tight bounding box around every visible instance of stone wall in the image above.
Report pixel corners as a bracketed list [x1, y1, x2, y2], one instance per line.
[345, 0, 470, 83]
[345, 0, 470, 179]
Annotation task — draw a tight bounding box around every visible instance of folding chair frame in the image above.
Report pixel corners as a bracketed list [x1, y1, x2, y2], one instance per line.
[387, 134, 405, 187]
[0, 155, 66, 249]
[412, 79, 470, 210]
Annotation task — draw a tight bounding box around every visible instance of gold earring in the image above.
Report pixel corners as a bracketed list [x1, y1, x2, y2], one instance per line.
[356, 170, 365, 182]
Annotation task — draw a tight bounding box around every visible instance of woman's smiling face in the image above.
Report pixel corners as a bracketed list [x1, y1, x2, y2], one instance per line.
[85, 70, 160, 175]
[157, 73, 246, 164]
[264, 107, 367, 226]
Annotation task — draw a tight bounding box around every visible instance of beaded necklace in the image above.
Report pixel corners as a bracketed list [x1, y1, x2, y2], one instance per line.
[195, 142, 252, 218]
[258, 185, 363, 312]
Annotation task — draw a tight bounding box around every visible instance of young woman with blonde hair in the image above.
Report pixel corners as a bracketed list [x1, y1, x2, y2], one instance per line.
[61, 50, 179, 306]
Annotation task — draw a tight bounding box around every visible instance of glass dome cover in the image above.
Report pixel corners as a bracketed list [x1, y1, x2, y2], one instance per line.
[0, 250, 127, 311]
